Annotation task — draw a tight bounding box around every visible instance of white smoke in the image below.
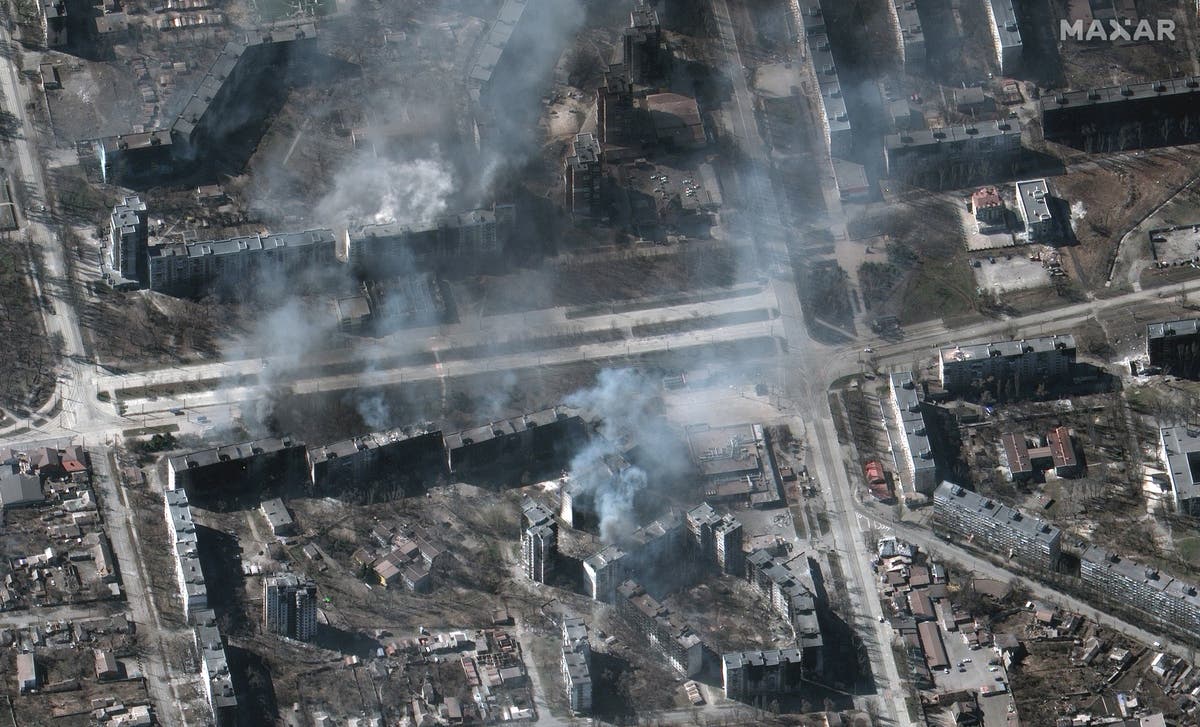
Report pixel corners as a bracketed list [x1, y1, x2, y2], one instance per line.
[315, 154, 455, 228]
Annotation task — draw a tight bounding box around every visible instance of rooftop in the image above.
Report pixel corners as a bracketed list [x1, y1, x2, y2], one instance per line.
[1161, 425, 1200, 504]
[1016, 179, 1052, 224]
[1044, 76, 1200, 112]
[987, 0, 1022, 50]
[939, 334, 1076, 365]
[169, 436, 302, 471]
[885, 121, 1019, 150]
[1147, 318, 1200, 340]
[934, 482, 1061, 548]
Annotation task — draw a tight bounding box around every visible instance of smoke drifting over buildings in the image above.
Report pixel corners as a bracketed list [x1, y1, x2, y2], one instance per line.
[563, 369, 688, 544]
[315, 155, 455, 229]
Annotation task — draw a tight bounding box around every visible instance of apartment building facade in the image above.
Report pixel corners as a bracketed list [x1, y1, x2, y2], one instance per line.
[933, 481, 1062, 569]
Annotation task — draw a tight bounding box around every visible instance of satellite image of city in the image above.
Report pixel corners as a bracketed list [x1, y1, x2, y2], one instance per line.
[3, 0, 1200, 724]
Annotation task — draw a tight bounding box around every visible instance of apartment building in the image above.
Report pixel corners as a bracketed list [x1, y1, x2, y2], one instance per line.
[164, 489, 206, 618]
[263, 574, 318, 642]
[1016, 179, 1057, 242]
[984, 0, 1022, 73]
[167, 436, 308, 492]
[889, 0, 926, 69]
[147, 228, 339, 295]
[744, 550, 825, 673]
[884, 121, 1022, 182]
[933, 482, 1062, 569]
[521, 498, 558, 583]
[1159, 425, 1200, 516]
[583, 515, 684, 602]
[306, 428, 446, 499]
[1147, 318, 1200, 378]
[561, 616, 592, 714]
[615, 580, 706, 677]
[889, 372, 937, 495]
[194, 610, 237, 726]
[685, 502, 744, 576]
[938, 334, 1076, 397]
[1042, 77, 1200, 153]
[108, 195, 147, 283]
[1078, 545, 1200, 641]
[564, 132, 603, 221]
[623, 2, 666, 84]
[722, 648, 805, 701]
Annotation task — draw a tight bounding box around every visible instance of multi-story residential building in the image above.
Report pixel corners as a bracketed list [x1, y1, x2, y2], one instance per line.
[793, 0, 852, 158]
[521, 498, 558, 583]
[564, 132, 603, 221]
[561, 616, 592, 714]
[1042, 77, 1200, 153]
[582, 515, 685, 601]
[883, 121, 1022, 183]
[444, 408, 586, 474]
[933, 482, 1062, 569]
[1016, 179, 1057, 242]
[167, 436, 308, 492]
[108, 196, 147, 283]
[306, 428, 446, 499]
[1147, 318, 1200, 378]
[744, 550, 825, 672]
[984, 0, 1022, 73]
[721, 648, 805, 701]
[1159, 425, 1200, 516]
[164, 489, 206, 618]
[615, 580, 706, 677]
[889, 372, 938, 495]
[263, 574, 318, 642]
[147, 228, 339, 295]
[194, 610, 237, 726]
[352, 203, 515, 276]
[623, 2, 665, 84]
[938, 334, 1075, 397]
[685, 502, 744, 576]
[1078, 545, 1200, 642]
[889, 0, 927, 69]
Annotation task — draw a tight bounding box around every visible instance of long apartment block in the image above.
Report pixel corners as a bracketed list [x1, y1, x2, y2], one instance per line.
[933, 481, 1061, 569]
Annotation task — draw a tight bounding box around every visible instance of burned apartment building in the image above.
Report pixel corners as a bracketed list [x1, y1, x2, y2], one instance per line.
[147, 228, 339, 295]
[444, 407, 586, 476]
[1042, 77, 1200, 153]
[263, 574, 317, 641]
[984, 0, 1022, 74]
[1159, 424, 1200, 516]
[687, 423, 782, 508]
[351, 204, 515, 277]
[933, 482, 1062, 569]
[623, 2, 666, 85]
[93, 23, 318, 182]
[744, 551, 825, 673]
[685, 502, 744, 577]
[583, 515, 686, 602]
[1147, 318, 1200, 378]
[167, 436, 308, 493]
[595, 65, 649, 161]
[722, 648, 805, 702]
[306, 428, 446, 501]
[883, 121, 1023, 186]
[888, 0, 927, 69]
[561, 616, 592, 715]
[889, 372, 938, 496]
[564, 132, 603, 221]
[521, 498, 558, 584]
[938, 334, 1076, 398]
[616, 580, 707, 677]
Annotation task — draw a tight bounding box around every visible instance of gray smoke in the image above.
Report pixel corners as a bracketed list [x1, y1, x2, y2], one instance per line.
[315, 154, 455, 228]
[564, 368, 686, 544]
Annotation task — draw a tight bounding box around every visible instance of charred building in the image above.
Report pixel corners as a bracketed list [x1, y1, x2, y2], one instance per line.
[564, 132, 603, 221]
[263, 574, 317, 642]
[1147, 318, 1200, 378]
[744, 551, 826, 673]
[623, 2, 666, 85]
[93, 23, 318, 182]
[685, 502, 744, 577]
[306, 428, 446, 501]
[582, 515, 686, 602]
[167, 436, 308, 493]
[147, 228, 338, 295]
[722, 648, 805, 702]
[938, 334, 1075, 398]
[444, 407, 586, 476]
[615, 580, 707, 677]
[1042, 77, 1200, 153]
[351, 204, 515, 277]
[595, 65, 650, 161]
[561, 616, 592, 714]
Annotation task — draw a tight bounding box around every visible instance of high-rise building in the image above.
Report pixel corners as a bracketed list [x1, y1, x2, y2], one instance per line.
[932, 482, 1061, 569]
[263, 574, 318, 641]
[108, 195, 148, 283]
[889, 372, 937, 495]
[561, 616, 592, 714]
[685, 502, 744, 576]
[564, 132, 603, 221]
[1147, 318, 1200, 378]
[984, 0, 1022, 74]
[521, 498, 558, 583]
[722, 648, 804, 701]
[938, 334, 1075, 398]
[622, 2, 665, 84]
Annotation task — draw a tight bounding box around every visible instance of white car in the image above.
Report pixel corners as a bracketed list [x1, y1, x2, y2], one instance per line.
[863, 347, 874, 353]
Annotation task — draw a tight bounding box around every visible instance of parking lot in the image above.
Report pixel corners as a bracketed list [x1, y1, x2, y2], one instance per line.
[932, 622, 1019, 725]
[972, 253, 1052, 294]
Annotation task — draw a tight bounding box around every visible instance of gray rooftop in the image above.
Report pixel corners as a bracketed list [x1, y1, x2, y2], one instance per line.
[885, 120, 1020, 150]
[891, 372, 936, 477]
[1044, 76, 1200, 112]
[1161, 425, 1200, 504]
[1147, 318, 1200, 340]
[987, 0, 1021, 50]
[722, 647, 803, 670]
[260, 498, 292, 530]
[939, 334, 1076, 365]
[1016, 179, 1052, 225]
[169, 436, 302, 471]
[934, 481, 1061, 548]
[151, 229, 335, 261]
